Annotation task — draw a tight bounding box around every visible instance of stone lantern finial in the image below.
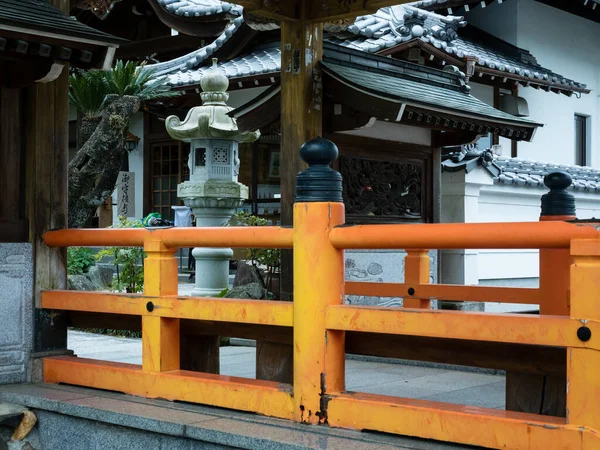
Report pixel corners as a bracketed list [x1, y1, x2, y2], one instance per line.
[200, 58, 230, 104]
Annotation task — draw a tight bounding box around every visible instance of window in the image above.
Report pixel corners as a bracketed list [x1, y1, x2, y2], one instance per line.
[575, 114, 590, 166]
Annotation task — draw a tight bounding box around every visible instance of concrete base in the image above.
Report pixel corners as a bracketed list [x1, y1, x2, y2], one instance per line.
[0, 384, 475, 450]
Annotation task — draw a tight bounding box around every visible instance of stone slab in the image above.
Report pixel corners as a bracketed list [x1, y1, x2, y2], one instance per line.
[345, 249, 438, 308]
[0, 244, 33, 385]
[0, 384, 480, 450]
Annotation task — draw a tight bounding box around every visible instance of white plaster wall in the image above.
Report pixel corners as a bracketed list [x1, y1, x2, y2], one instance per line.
[515, 0, 600, 165]
[467, 0, 600, 166]
[112, 112, 145, 225]
[337, 121, 432, 146]
[466, 0, 518, 45]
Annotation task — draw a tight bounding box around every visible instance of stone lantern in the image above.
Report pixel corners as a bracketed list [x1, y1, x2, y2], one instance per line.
[166, 59, 260, 296]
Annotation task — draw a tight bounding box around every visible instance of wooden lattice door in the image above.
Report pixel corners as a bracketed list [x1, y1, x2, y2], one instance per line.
[150, 141, 190, 221]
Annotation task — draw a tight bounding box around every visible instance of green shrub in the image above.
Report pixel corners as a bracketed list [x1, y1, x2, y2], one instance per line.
[67, 247, 96, 275]
[96, 216, 145, 293]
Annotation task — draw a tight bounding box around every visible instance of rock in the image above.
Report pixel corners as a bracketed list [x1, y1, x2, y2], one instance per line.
[67, 275, 95, 291]
[224, 282, 274, 300]
[87, 265, 114, 290]
[233, 262, 265, 288]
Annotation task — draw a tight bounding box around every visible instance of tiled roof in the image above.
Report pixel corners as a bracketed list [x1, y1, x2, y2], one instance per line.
[442, 149, 600, 192]
[149, 1, 587, 93]
[326, 5, 587, 92]
[155, 0, 242, 17]
[160, 43, 280, 87]
[495, 157, 600, 192]
[323, 57, 539, 127]
[145, 16, 245, 77]
[0, 0, 125, 45]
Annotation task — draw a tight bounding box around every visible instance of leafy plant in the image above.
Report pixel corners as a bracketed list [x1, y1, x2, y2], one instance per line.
[69, 70, 108, 119]
[67, 247, 96, 275]
[96, 216, 145, 293]
[231, 212, 281, 289]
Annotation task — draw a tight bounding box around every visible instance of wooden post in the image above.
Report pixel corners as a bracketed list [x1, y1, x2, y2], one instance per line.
[28, 0, 71, 378]
[293, 137, 345, 423]
[506, 171, 574, 417]
[567, 238, 600, 439]
[257, 15, 323, 384]
[404, 250, 431, 309]
[142, 238, 180, 372]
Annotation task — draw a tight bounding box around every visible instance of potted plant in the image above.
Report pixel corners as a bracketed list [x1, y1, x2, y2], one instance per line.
[231, 211, 281, 297]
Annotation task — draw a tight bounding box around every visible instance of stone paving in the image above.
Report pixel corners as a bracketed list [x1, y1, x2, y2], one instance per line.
[69, 329, 506, 410]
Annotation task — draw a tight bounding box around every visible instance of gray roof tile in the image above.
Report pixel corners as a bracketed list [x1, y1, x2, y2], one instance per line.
[444, 150, 600, 192]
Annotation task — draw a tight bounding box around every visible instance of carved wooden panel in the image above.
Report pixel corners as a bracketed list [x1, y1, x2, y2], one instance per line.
[341, 156, 423, 221]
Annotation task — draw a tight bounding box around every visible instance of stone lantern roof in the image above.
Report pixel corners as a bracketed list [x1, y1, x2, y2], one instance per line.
[165, 58, 261, 143]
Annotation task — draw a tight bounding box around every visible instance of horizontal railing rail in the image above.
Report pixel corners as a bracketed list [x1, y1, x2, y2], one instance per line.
[330, 221, 600, 249]
[345, 282, 541, 304]
[44, 226, 294, 249]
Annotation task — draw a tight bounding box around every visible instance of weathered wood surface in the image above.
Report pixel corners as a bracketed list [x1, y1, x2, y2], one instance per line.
[0, 88, 28, 242]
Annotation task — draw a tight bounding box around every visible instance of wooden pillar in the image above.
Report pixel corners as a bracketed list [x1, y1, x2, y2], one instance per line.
[257, 14, 323, 384]
[28, 0, 71, 381]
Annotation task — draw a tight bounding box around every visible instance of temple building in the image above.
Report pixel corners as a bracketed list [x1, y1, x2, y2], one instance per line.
[68, 0, 599, 310]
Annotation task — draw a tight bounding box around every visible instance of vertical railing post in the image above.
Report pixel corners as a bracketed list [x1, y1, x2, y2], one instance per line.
[568, 238, 600, 435]
[539, 171, 576, 316]
[293, 137, 345, 424]
[507, 171, 575, 417]
[404, 250, 431, 309]
[142, 237, 180, 372]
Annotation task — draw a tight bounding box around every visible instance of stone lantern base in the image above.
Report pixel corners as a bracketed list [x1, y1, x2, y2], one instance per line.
[178, 180, 248, 297]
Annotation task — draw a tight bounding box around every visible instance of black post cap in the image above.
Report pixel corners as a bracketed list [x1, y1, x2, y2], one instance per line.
[540, 171, 576, 217]
[295, 137, 343, 203]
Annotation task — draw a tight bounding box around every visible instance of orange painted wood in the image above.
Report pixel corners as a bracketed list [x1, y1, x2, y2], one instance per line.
[330, 221, 600, 250]
[326, 392, 596, 450]
[142, 238, 180, 372]
[345, 282, 541, 305]
[403, 251, 430, 309]
[44, 356, 294, 420]
[43, 226, 293, 249]
[293, 202, 345, 424]
[41, 291, 293, 327]
[325, 305, 600, 350]
[568, 240, 600, 433]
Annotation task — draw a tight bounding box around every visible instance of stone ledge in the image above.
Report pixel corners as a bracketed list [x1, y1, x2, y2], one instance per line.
[0, 383, 477, 450]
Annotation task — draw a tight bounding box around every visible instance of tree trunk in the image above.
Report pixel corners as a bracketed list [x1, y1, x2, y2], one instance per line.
[77, 116, 102, 150]
[68, 95, 140, 228]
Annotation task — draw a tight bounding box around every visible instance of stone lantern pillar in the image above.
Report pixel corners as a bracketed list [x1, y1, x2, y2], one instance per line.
[166, 59, 260, 297]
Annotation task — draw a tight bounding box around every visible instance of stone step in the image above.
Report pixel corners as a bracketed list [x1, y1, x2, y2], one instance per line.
[0, 384, 481, 450]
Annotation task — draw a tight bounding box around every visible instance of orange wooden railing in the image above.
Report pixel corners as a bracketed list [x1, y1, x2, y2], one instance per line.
[40, 139, 600, 449]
